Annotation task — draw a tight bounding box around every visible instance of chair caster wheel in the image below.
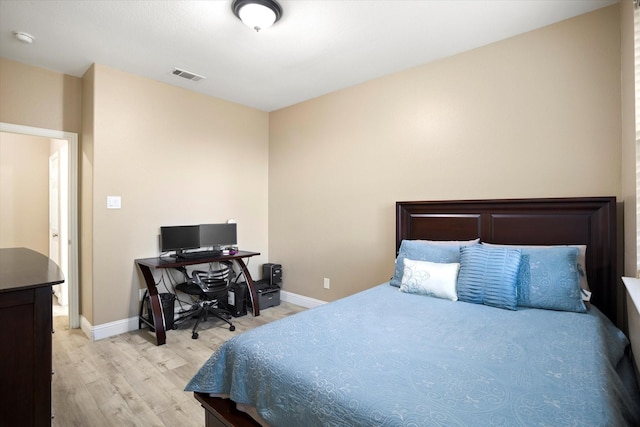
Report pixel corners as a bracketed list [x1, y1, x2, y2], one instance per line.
[229, 325, 236, 331]
[192, 332, 199, 339]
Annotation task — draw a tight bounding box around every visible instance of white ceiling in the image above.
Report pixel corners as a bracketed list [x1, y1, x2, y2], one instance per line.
[0, 0, 617, 112]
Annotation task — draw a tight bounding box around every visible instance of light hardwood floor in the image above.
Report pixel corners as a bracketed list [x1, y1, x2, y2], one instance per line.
[52, 302, 306, 427]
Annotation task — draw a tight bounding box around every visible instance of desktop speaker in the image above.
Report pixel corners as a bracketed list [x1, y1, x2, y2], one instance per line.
[262, 263, 282, 288]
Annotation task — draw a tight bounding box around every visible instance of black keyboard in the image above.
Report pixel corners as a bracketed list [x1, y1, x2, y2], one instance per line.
[176, 250, 222, 260]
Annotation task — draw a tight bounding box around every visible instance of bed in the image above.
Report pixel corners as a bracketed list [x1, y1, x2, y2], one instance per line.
[186, 197, 640, 426]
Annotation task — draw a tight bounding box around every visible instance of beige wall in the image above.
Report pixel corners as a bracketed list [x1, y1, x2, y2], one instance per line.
[89, 64, 269, 325]
[269, 6, 623, 302]
[0, 57, 82, 133]
[0, 132, 49, 254]
[0, 58, 269, 327]
[621, 0, 637, 279]
[0, 58, 86, 316]
[81, 65, 95, 323]
[621, 0, 637, 332]
[0, 4, 632, 329]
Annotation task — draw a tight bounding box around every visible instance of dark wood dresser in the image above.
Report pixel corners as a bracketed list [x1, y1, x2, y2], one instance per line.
[0, 248, 64, 426]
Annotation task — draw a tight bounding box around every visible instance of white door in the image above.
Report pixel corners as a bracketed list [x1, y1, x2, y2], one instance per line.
[49, 149, 68, 306]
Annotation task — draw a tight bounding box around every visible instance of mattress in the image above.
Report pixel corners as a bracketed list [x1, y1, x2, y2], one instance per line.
[186, 283, 640, 426]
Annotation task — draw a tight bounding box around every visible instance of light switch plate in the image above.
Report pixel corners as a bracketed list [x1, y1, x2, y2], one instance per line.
[107, 196, 121, 209]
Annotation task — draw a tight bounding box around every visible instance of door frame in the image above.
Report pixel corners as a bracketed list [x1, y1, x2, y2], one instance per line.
[0, 122, 80, 328]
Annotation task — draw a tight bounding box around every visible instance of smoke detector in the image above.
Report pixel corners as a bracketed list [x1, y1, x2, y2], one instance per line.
[13, 31, 34, 44]
[171, 68, 206, 82]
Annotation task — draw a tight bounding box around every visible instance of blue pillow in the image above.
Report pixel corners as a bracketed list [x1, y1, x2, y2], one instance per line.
[390, 240, 461, 287]
[516, 254, 531, 302]
[516, 246, 585, 313]
[457, 245, 521, 310]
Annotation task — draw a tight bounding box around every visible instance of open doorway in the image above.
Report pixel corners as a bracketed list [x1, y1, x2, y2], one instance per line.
[0, 123, 79, 328]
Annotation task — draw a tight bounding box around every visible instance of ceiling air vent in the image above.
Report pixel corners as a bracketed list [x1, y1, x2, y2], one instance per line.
[171, 68, 206, 82]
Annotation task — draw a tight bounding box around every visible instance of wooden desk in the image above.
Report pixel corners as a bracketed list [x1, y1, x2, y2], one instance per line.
[135, 251, 260, 346]
[0, 247, 64, 426]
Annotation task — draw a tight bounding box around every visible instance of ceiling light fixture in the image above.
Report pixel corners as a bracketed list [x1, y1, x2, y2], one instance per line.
[232, 0, 282, 32]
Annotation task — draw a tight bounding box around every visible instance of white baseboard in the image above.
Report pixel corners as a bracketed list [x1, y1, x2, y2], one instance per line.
[81, 290, 325, 341]
[80, 315, 92, 339]
[80, 314, 139, 341]
[280, 290, 326, 309]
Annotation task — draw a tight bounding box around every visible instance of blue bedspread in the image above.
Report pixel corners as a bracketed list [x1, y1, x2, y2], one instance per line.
[186, 284, 640, 426]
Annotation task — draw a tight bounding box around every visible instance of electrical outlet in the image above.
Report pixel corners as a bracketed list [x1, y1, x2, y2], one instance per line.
[324, 277, 330, 289]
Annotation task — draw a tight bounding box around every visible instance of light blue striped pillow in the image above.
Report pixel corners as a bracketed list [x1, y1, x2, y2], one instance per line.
[457, 245, 522, 310]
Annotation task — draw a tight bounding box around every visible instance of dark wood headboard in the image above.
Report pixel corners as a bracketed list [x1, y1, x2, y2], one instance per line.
[396, 197, 618, 325]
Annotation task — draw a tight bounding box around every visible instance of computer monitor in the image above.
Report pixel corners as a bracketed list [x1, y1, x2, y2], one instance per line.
[199, 223, 237, 248]
[160, 225, 200, 253]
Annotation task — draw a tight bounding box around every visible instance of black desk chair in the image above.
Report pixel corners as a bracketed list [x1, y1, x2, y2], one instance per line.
[175, 262, 236, 339]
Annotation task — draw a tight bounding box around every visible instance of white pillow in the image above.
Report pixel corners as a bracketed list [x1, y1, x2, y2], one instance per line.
[399, 258, 460, 301]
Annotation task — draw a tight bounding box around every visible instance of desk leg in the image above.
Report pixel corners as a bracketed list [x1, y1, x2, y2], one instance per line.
[234, 258, 260, 317]
[137, 263, 167, 345]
